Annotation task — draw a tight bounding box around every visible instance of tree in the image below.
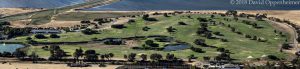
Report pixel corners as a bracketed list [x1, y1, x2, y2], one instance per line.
[213, 32, 223, 36]
[194, 39, 207, 46]
[48, 45, 66, 61]
[226, 10, 238, 16]
[190, 47, 204, 53]
[166, 53, 176, 61]
[187, 54, 198, 62]
[84, 50, 98, 61]
[128, 53, 136, 62]
[196, 27, 210, 35]
[100, 55, 105, 60]
[50, 34, 60, 38]
[140, 54, 147, 61]
[81, 20, 91, 23]
[104, 38, 124, 45]
[166, 26, 176, 33]
[0, 21, 10, 26]
[123, 55, 128, 59]
[145, 40, 159, 47]
[164, 13, 169, 17]
[142, 14, 150, 19]
[252, 36, 258, 40]
[217, 48, 226, 52]
[4, 27, 31, 38]
[178, 22, 187, 25]
[197, 17, 208, 22]
[26, 37, 32, 40]
[217, 52, 231, 60]
[82, 28, 99, 35]
[13, 49, 27, 59]
[108, 53, 114, 60]
[111, 24, 126, 29]
[245, 34, 252, 38]
[29, 52, 39, 63]
[203, 56, 210, 61]
[104, 54, 110, 60]
[210, 15, 215, 18]
[143, 14, 158, 21]
[128, 19, 136, 23]
[35, 34, 47, 39]
[267, 55, 280, 60]
[150, 53, 163, 62]
[297, 37, 300, 42]
[73, 48, 84, 62]
[2, 52, 12, 57]
[142, 26, 151, 31]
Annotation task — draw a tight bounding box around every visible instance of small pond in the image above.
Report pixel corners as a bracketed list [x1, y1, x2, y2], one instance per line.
[163, 44, 190, 51]
[0, 43, 25, 53]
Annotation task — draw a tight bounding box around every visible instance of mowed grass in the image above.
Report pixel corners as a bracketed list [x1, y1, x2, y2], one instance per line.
[24, 14, 289, 60]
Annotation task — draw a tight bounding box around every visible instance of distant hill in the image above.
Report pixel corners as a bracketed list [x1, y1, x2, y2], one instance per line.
[0, 0, 87, 8]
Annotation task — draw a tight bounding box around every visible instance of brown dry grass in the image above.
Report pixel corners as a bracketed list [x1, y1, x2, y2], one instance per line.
[0, 8, 41, 16]
[10, 20, 80, 28]
[239, 10, 300, 26]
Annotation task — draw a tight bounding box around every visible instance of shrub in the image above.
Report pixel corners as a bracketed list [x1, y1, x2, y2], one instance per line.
[26, 37, 32, 40]
[190, 47, 205, 53]
[128, 19, 135, 23]
[80, 20, 91, 23]
[210, 15, 215, 18]
[282, 43, 293, 49]
[236, 31, 243, 35]
[50, 34, 60, 38]
[0, 21, 10, 25]
[252, 36, 258, 40]
[104, 39, 124, 45]
[197, 18, 208, 22]
[178, 22, 187, 25]
[111, 24, 126, 29]
[82, 28, 99, 35]
[245, 35, 252, 38]
[142, 26, 151, 31]
[35, 34, 47, 39]
[166, 26, 176, 33]
[194, 39, 207, 46]
[145, 40, 159, 47]
[144, 18, 158, 21]
[267, 55, 280, 60]
[258, 37, 267, 42]
[164, 13, 169, 17]
[142, 14, 158, 21]
[154, 37, 172, 42]
[213, 32, 223, 36]
[220, 39, 229, 42]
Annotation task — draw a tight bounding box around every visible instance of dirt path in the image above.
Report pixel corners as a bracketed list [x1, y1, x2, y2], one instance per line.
[266, 19, 298, 54]
[0, 8, 41, 16]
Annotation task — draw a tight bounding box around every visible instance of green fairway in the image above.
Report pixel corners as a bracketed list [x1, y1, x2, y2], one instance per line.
[22, 14, 289, 60]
